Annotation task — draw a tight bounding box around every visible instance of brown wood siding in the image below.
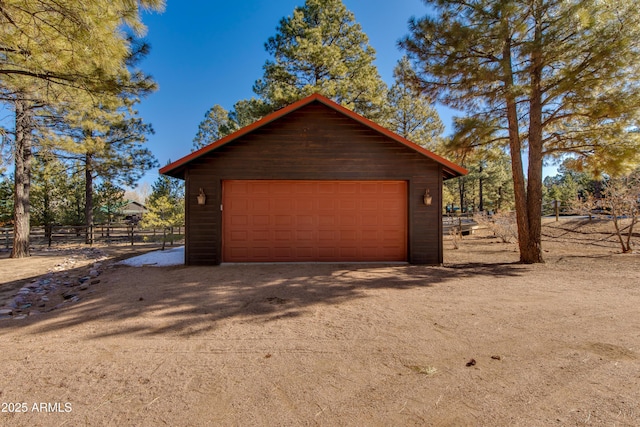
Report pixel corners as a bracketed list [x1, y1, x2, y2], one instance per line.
[184, 102, 442, 265]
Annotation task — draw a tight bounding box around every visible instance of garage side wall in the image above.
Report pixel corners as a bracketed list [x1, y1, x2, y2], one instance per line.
[183, 102, 443, 265]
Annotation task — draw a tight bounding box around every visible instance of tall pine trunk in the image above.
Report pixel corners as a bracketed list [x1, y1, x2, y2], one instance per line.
[10, 98, 33, 258]
[501, 30, 532, 263]
[524, 4, 545, 263]
[85, 152, 94, 245]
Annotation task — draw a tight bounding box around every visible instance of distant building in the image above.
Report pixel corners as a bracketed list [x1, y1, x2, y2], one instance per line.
[122, 200, 147, 224]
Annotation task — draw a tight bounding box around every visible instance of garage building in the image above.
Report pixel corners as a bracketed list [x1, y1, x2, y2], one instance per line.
[160, 93, 467, 265]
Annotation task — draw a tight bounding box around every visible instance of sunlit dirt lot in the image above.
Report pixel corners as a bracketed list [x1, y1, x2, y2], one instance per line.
[1, 218, 639, 426]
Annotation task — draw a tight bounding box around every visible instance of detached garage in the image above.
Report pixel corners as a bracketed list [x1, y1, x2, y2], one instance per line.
[160, 93, 466, 265]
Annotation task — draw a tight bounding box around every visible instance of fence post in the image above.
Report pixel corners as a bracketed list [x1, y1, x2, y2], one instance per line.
[4, 228, 8, 249]
[130, 225, 134, 246]
[555, 200, 559, 222]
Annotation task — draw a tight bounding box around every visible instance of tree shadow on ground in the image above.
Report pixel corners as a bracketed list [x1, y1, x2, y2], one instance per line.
[0, 260, 527, 339]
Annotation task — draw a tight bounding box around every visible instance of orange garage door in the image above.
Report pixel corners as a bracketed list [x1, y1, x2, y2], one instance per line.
[222, 180, 407, 262]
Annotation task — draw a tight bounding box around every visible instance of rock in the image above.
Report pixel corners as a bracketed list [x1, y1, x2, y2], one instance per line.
[80, 283, 89, 291]
[89, 269, 100, 277]
[62, 292, 77, 300]
[79, 276, 90, 284]
[90, 279, 100, 285]
[0, 308, 13, 316]
[13, 315, 27, 320]
[29, 310, 41, 316]
[41, 296, 49, 302]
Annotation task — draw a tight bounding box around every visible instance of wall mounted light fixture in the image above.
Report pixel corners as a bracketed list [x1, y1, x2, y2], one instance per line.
[197, 188, 207, 206]
[423, 188, 433, 206]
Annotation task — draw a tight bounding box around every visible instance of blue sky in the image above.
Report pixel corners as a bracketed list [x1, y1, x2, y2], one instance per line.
[136, 0, 457, 185]
[136, 0, 555, 188]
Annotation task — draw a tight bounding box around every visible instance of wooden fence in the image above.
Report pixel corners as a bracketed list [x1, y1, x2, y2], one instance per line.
[0, 224, 184, 250]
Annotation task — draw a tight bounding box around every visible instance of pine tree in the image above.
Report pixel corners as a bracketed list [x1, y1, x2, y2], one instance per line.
[30, 151, 68, 243]
[386, 57, 444, 150]
[253, 0, 388, 122]
[1, 0, 164, 257]
[142, 172, 184, 250]
[401, 0, 640, 263]
[94, 181, 127, 225]
[0, 176, 13, 226]
[192, 105, 233, 151]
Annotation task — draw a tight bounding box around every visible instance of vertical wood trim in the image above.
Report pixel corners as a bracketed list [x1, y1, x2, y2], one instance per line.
[216, 178, 223, 265]
[184, 171, 191, 265]
[407, 179, 413, 263]
[438, 166, 444, 265]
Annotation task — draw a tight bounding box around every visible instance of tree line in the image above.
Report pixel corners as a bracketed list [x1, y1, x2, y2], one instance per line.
[0, 1, 165, 257]
[2, 0, 639, 263]
[192, 0, 640, 262]
[191, 0, 516, 216]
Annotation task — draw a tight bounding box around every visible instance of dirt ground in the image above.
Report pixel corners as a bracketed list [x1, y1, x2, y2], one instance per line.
[0, 218, 638, 426]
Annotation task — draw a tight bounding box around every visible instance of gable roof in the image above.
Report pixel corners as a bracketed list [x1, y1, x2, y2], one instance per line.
[160, 93, 467, 180]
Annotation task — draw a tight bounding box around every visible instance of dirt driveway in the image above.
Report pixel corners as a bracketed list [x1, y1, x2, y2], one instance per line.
[0, 219, 639, 426]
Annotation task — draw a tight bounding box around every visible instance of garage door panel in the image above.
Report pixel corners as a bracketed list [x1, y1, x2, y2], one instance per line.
[275, 230, 292, 241]
[318, 247, 338, 258]
[223, 180, 407, 262]
[230, 215, 248, 226]
[296, 247, 315, 258]
[318, 230, 337, 241]
[251, 247, 270, 259]
[338, 182, 358, 193]
[273, 247, 293, 258]
[340, 215, 357, 226]
[230, 230, 248, 241]
[319, 216, 336, 226]
[296, 199, 315, 211]
[252, 230, 270, 241]
[361, 230, 379, 241]
[296, 230, 315, 241]
[318, 199, 335, 210]
[361, 215, 379, 226]
[340, 230, 358, 241]
[318, 182, 337, 193]
[296, 215, 315, 226]
[249, 182, 270, 194]
[252, 215, 269, 226]
[361, 200, 378, 210]
[294, 183, 315, 194]
[274, 215, 293, 226]
[339, 199, 357, 210]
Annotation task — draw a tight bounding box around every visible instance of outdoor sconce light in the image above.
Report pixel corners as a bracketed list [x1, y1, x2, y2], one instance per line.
[197, 188, 206, 206]
[423, 188, 433, 206]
